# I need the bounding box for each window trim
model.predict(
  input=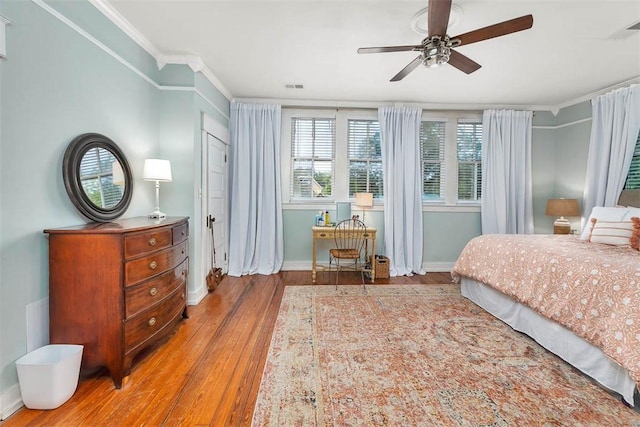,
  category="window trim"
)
[421,111,482,206]
[624,130,640,190]
[346,117,383,198]
[281,108,482,208]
